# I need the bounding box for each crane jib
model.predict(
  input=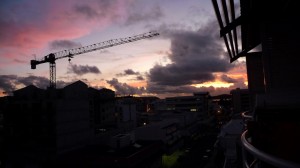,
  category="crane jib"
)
[29,31,159,88]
